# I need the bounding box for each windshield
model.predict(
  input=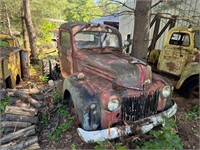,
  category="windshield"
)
[75,31,120,49]
[194,31,200,49]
